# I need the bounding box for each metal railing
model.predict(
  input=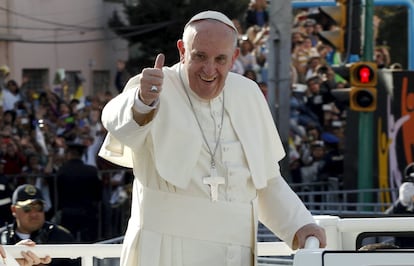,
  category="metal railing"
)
[290,179,399,215]
[7,171,399,240]
[2,242,295,266]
